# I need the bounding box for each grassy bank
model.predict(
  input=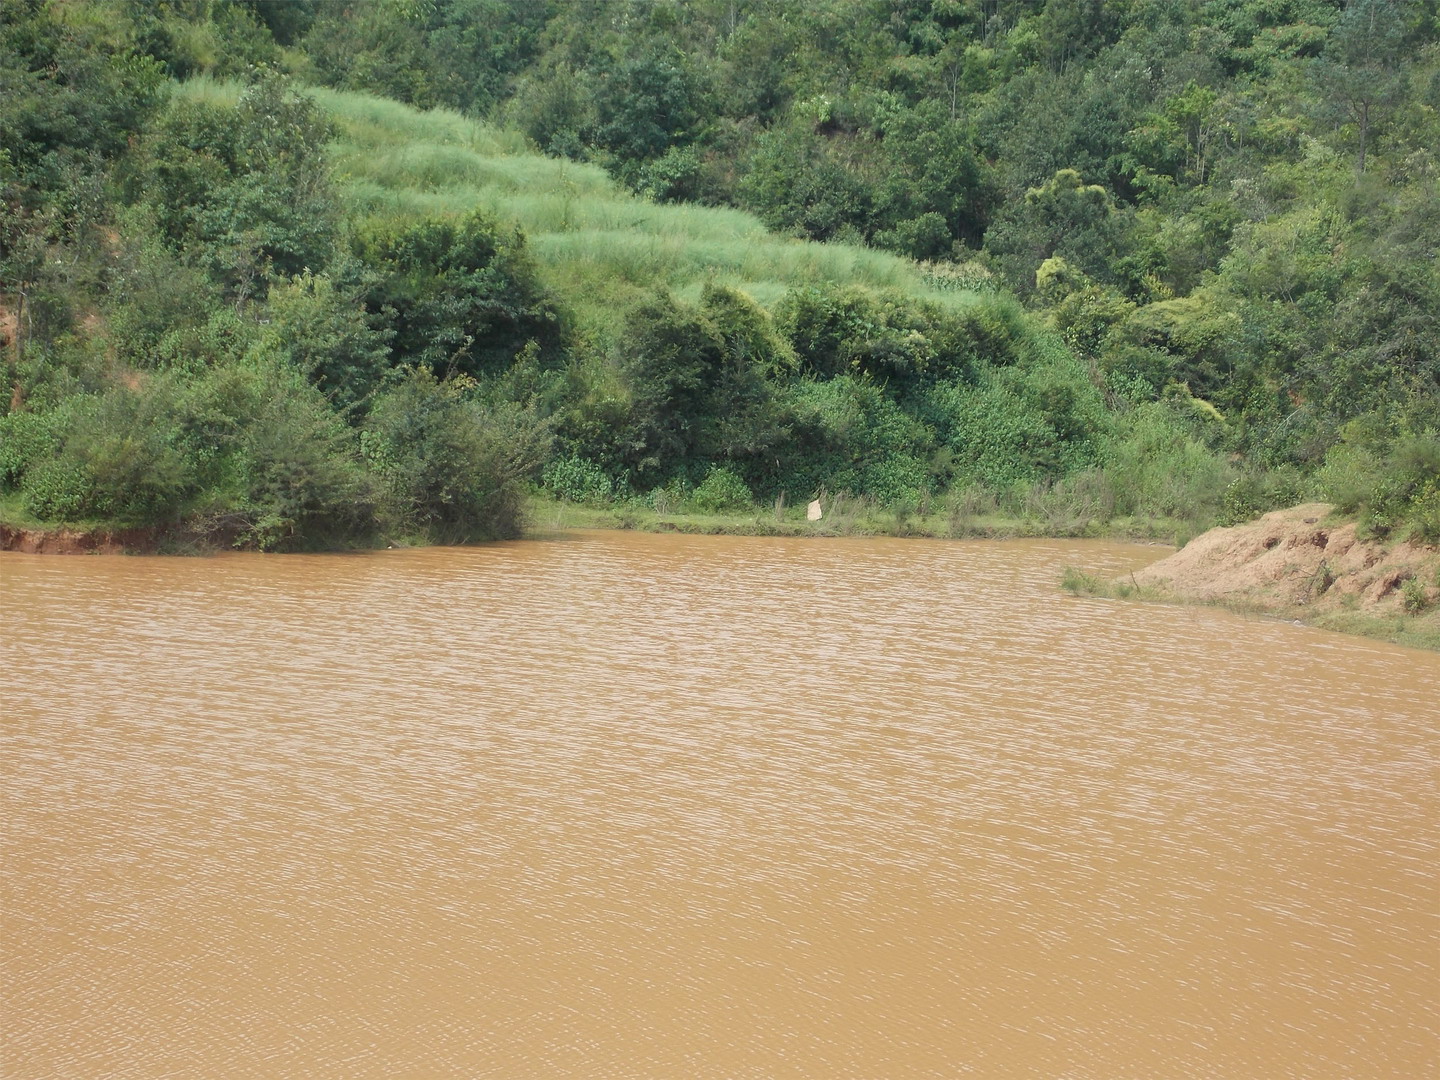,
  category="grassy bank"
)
[526,494,1191,544]
[2,488,1186,551]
